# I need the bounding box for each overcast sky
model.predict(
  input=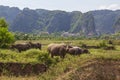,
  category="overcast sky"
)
[0,0,120,12]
